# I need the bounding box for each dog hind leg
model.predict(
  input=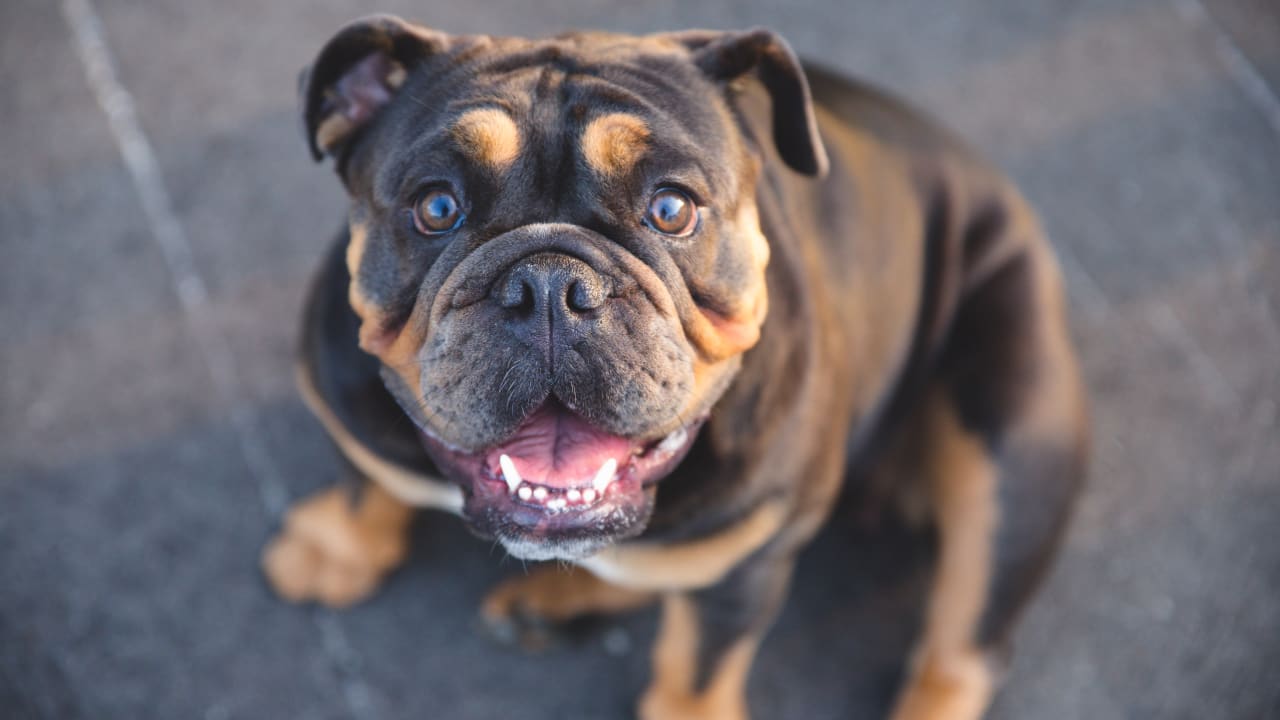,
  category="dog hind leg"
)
[891,233,1086,719]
